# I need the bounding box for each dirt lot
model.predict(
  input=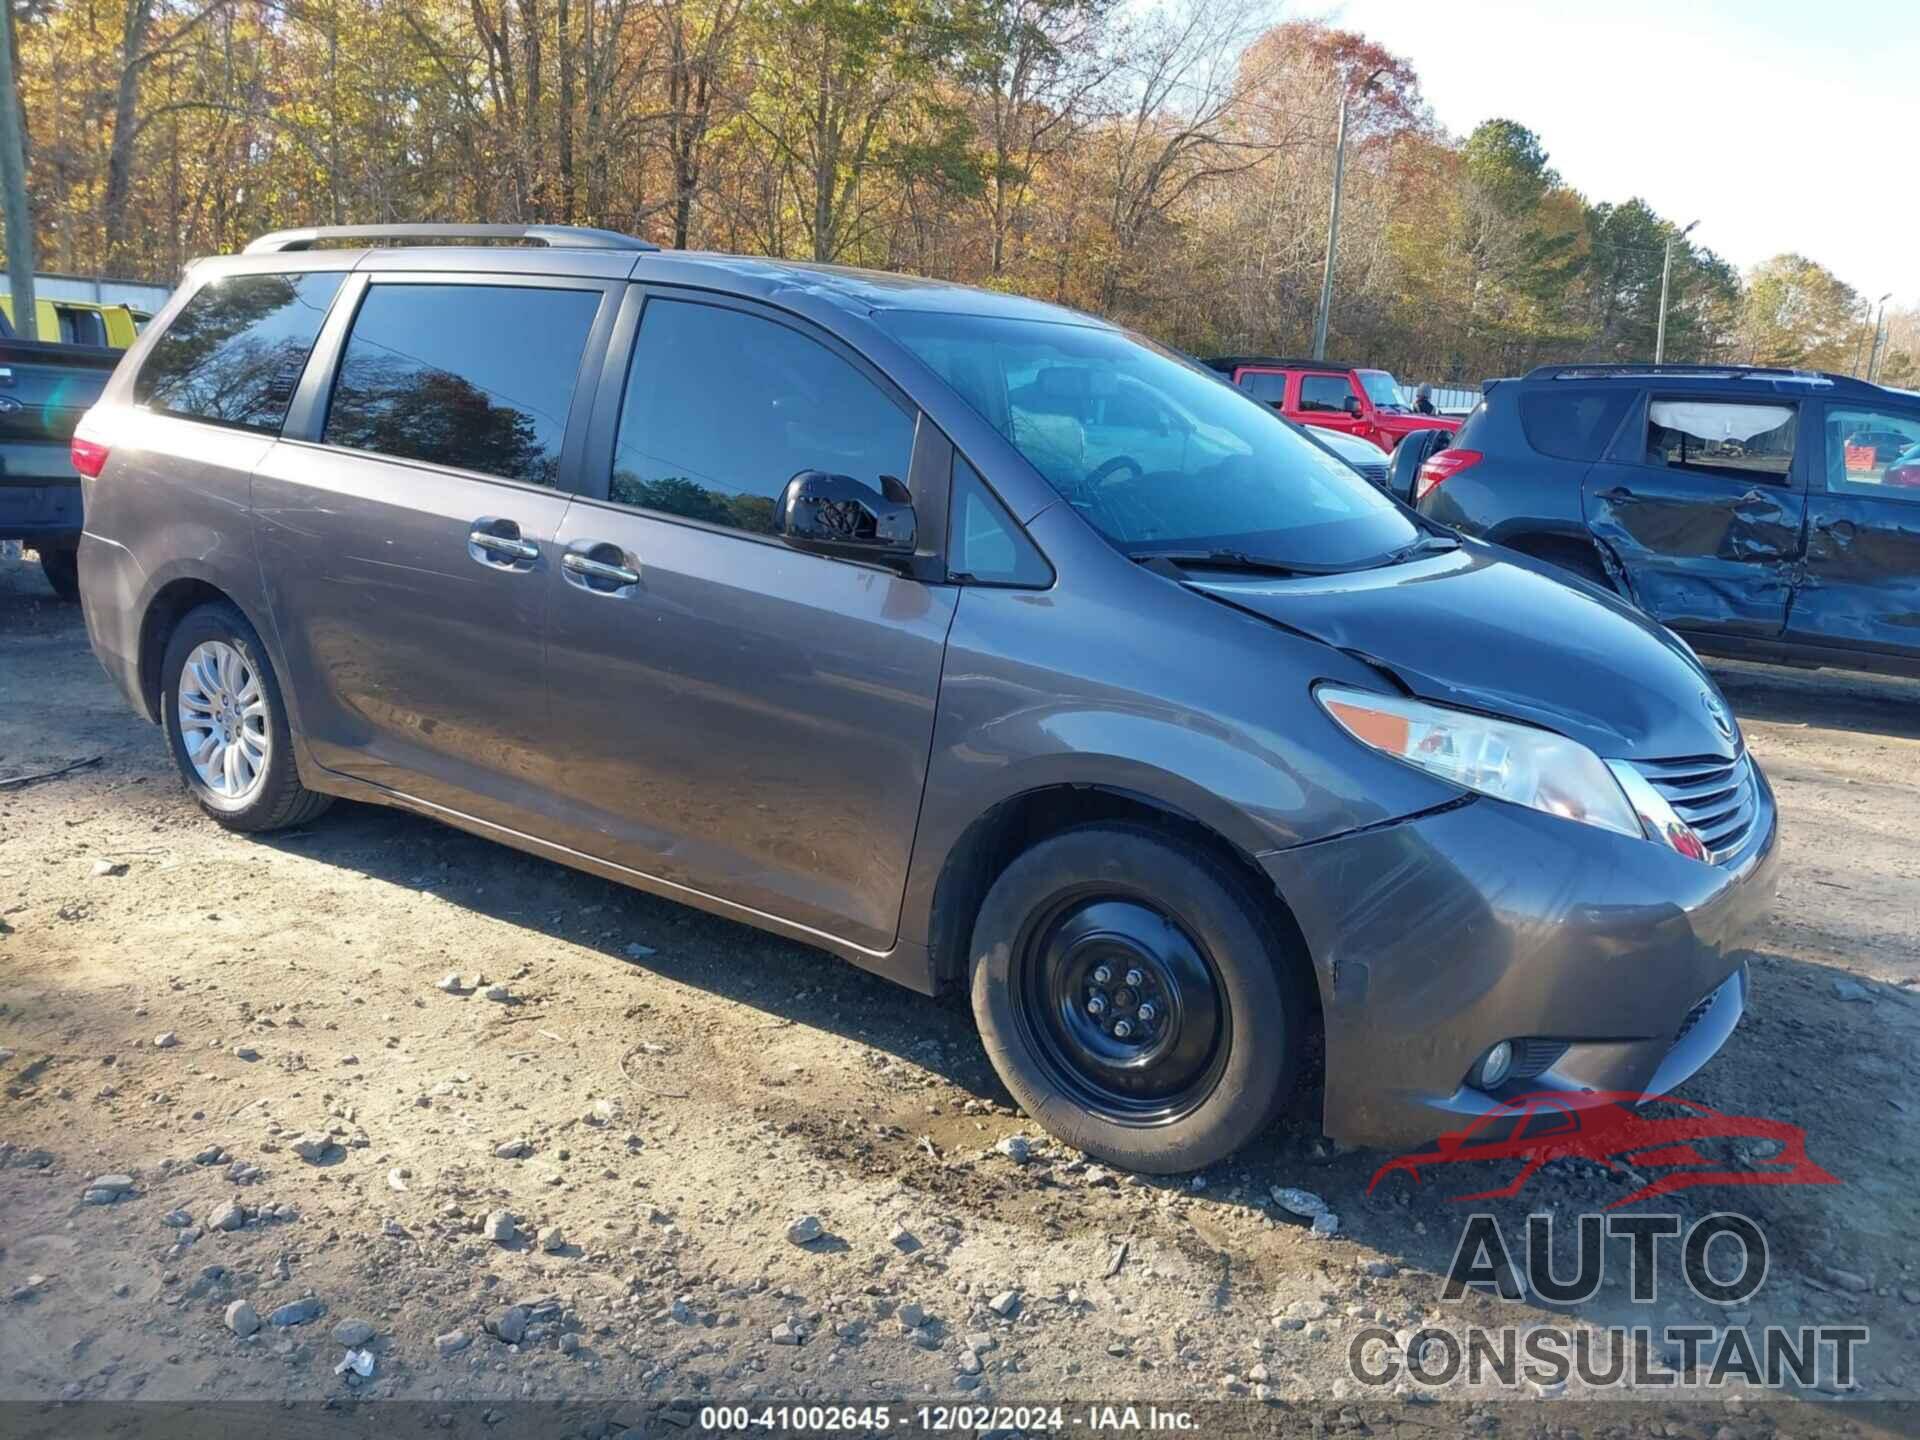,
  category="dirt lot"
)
[1,551,1917,1438]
